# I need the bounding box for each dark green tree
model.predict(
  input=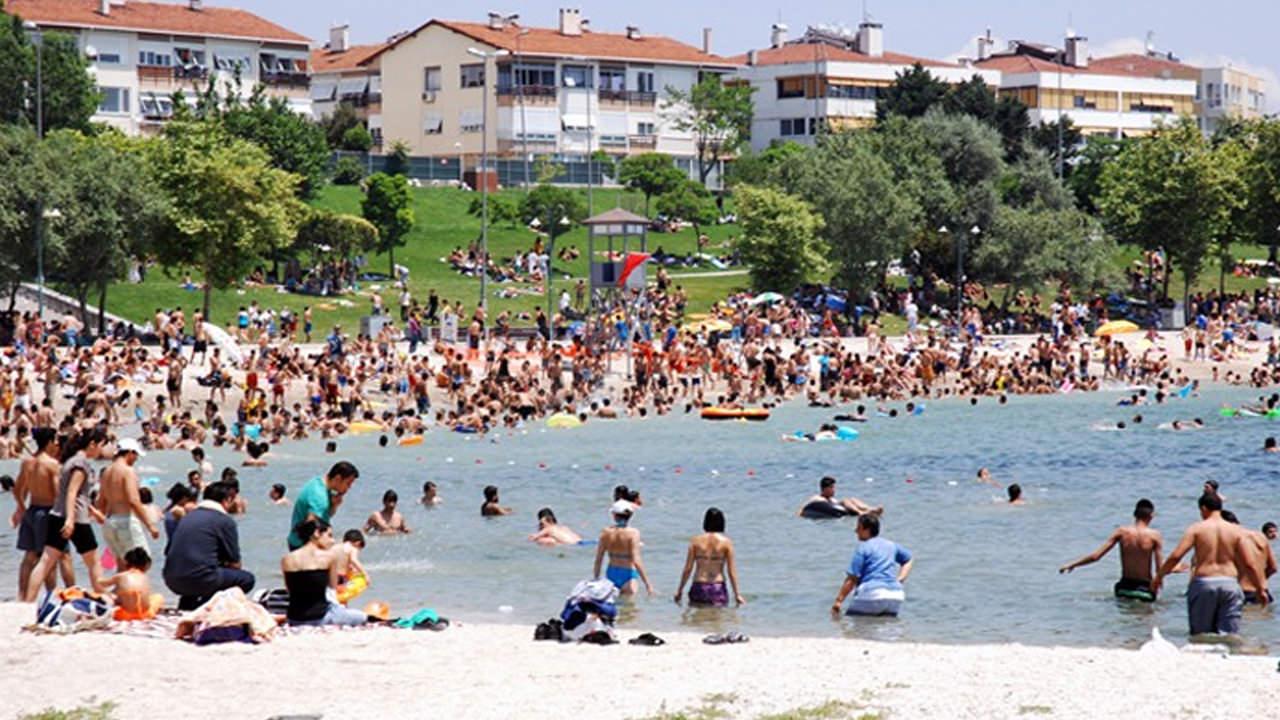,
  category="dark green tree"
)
[295,208,378,258]
[319,101,363,148]
[616,152,685,217]
[0,8,33,126]
[332,156,366,185]
[217,88,330,198]
[30,31,98,133]
[655,179,718,243]
[361,172,414,276]
[876,63,948,121]
[942,75,997,121]
[662,75,754,186]
[725,141,806,188]
[1070,135,1126,214]
[341,124,373,152]
[992,95,1030,161]
[384,140,411,176]
[519,184,586,244]
[1029,118,1084,177]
